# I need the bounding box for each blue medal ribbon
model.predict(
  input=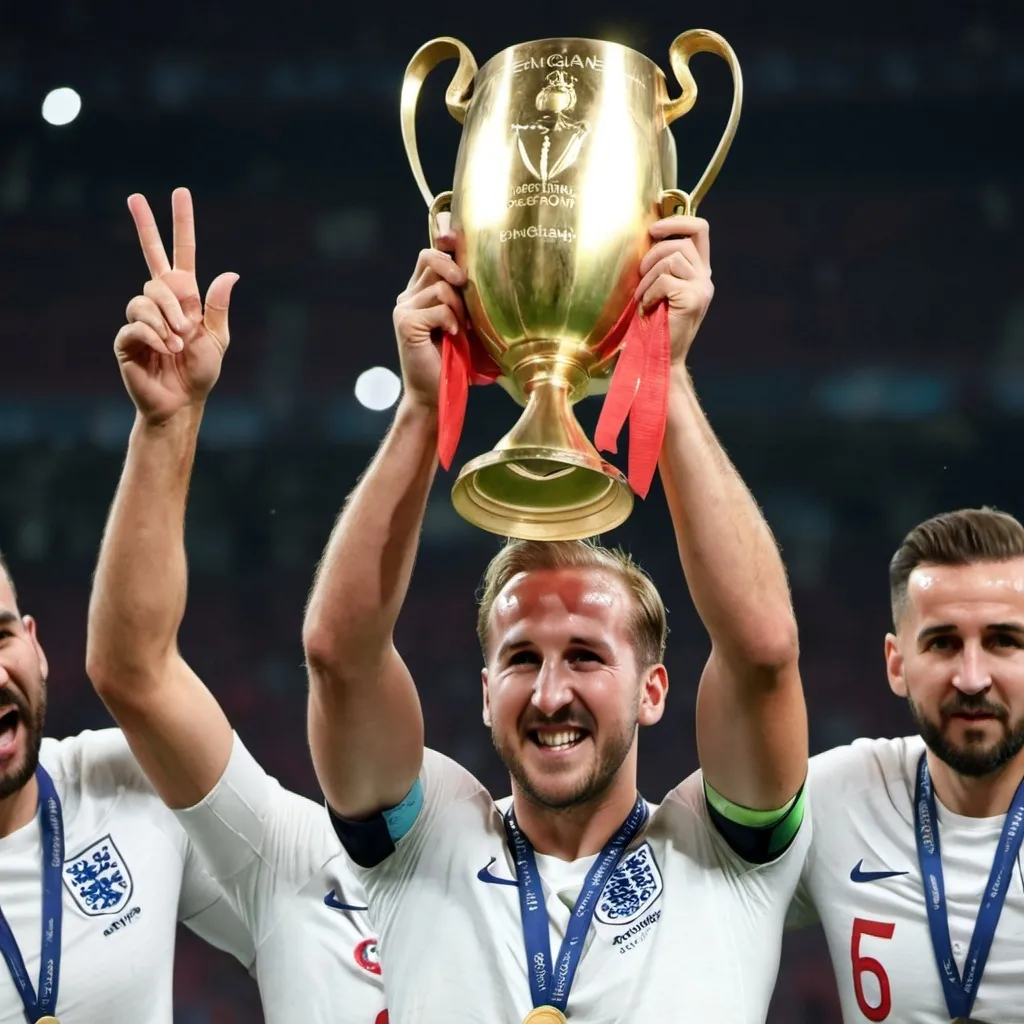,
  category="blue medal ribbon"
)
[0,765,65,1023]
[914,752,1024,1020]
[504,794,649,1013]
